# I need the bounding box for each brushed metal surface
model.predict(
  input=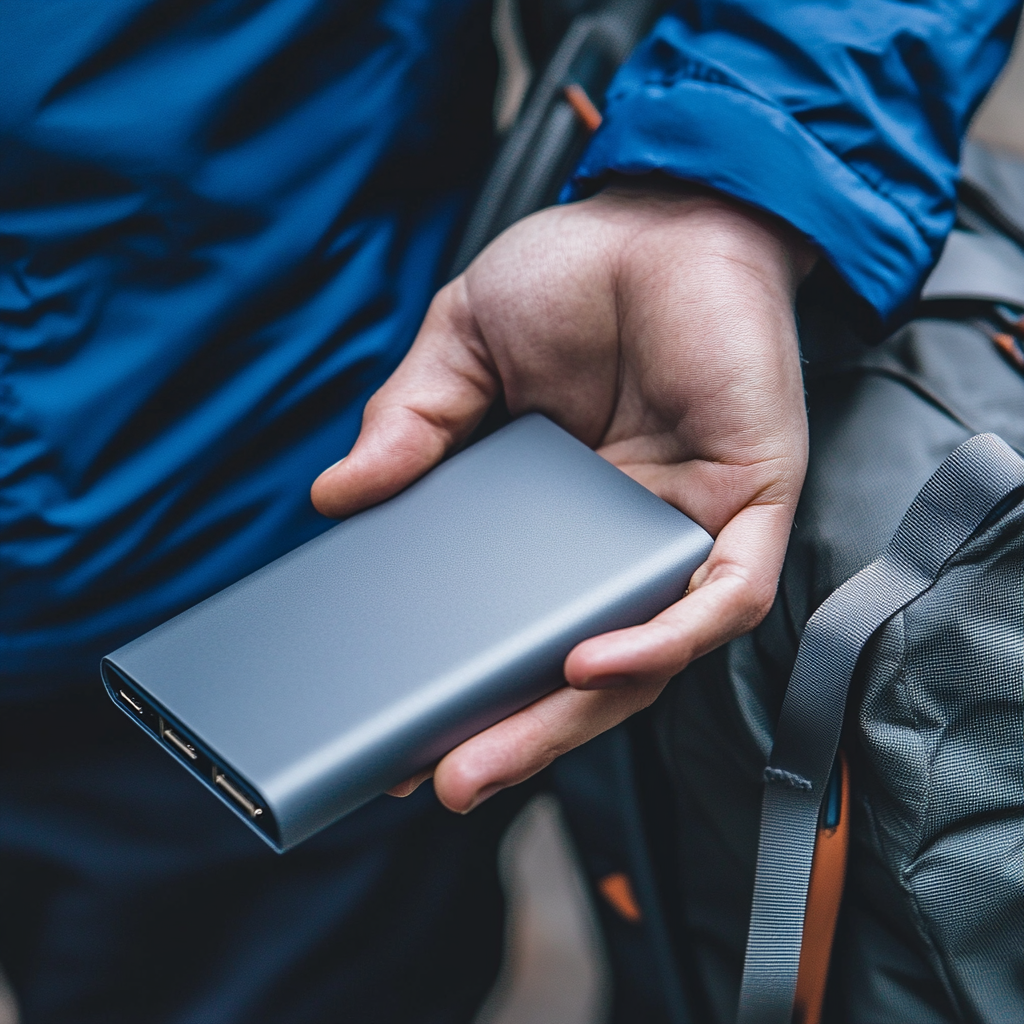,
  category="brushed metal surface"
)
[103,415,712,850]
